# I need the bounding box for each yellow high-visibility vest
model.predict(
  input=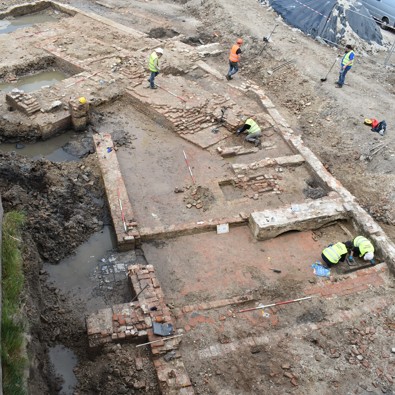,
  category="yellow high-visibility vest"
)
[353,236,374,257]
[341,50,354,67]
[149,52,159,72]
[323,242,347,264]
[245,118,261,134]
